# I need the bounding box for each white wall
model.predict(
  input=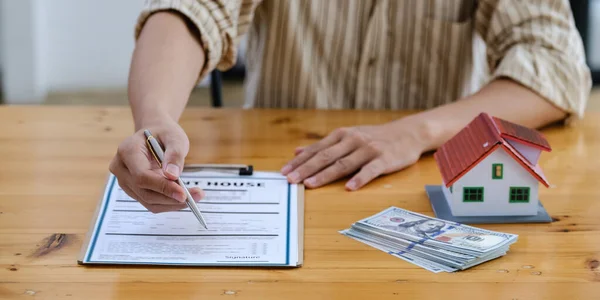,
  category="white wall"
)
[1,0,48,103]
[43,0,144,92]
[589,0,600,69]
[0,2,3,68]
[448,147,539,217]
[1,0,224,104]
[1,0,146,103]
